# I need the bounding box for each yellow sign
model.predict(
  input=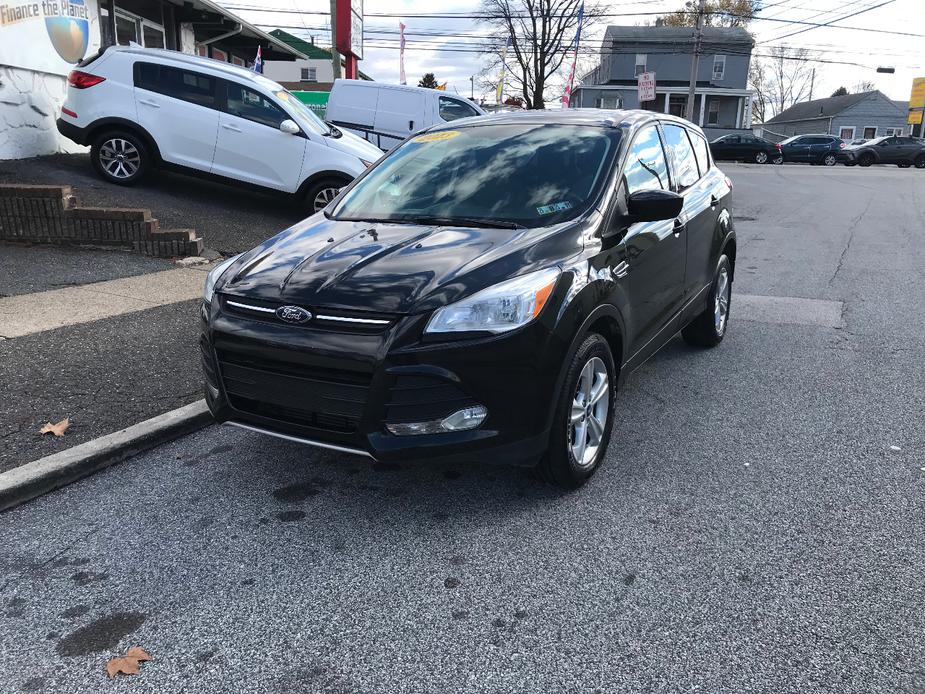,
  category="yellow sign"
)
[413,131,461,142]
[909,110,924,125]
[910,77,925,108]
